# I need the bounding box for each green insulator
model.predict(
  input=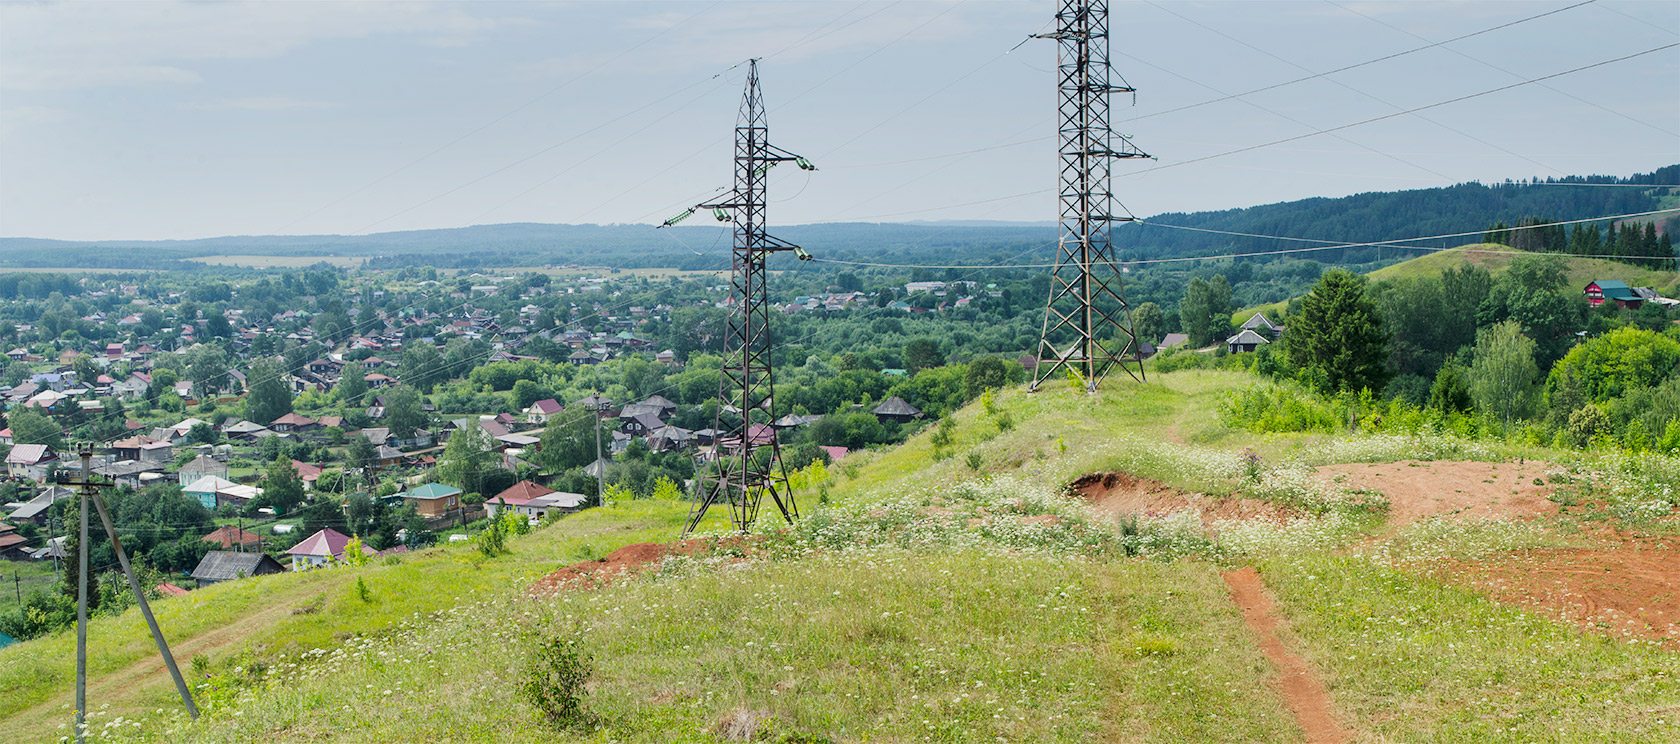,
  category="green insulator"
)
[795,157,816,171]
[662,208,695,227]
[713,208,730,222]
